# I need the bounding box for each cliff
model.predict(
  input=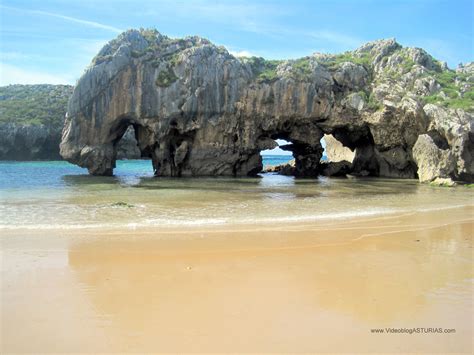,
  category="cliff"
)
[0,84,140,160]
[60,29,473,182]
